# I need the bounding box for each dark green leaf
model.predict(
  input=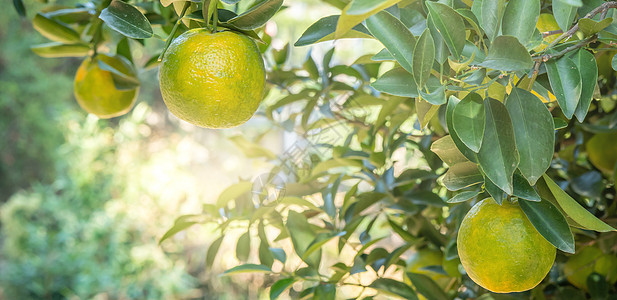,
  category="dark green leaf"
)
[413,29,435,87]
[541,175,616,232]
[484,176,506,204]
[227,0,283,30]
[30,42,90,58]
[425,2,466,60]
[478,98,519,194]
[13,0,26,17]
[573,50,598,122]
[513,171,541,201]
[405,191,446,207]
[366,11,416,73]
[369,278,418,300]
[223,263,272,275]
[270,278,295,300]
[480,0,506,42]
[370,68,418,97]
[313,282,336,300]
[546,56,582,119]
[446,95,478,162]
[505,88,554,185]
[96,59,140,90]
[553,0,577,32]
[519,198,575,253]
[99,0,153,39]
[269,247,286,263]
[479,35,534,71]
[407,273,449,300]
[501,0,540,45]
[419,77,446,105]
[453,92,485,152]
